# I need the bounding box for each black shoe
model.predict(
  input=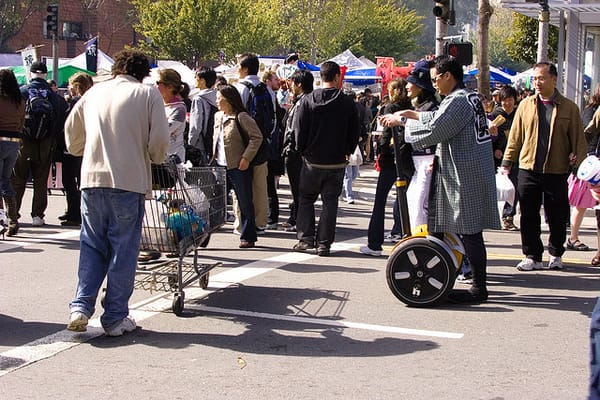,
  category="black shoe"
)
[293,241,315,252]
[446,289,488,304]
[61,220,81,227]
[58,213,69,221]
[317,247,330,257]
